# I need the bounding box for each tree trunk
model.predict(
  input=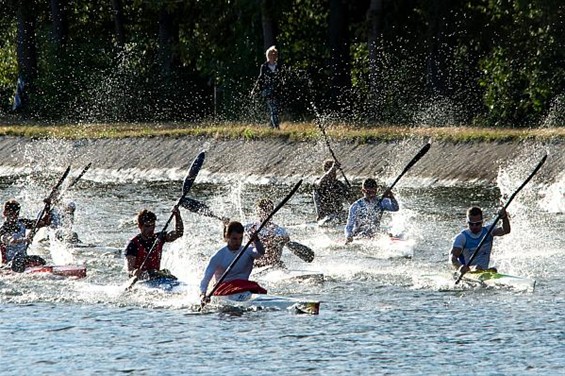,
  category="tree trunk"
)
[158,6,179,76]
[367,1,383,86]
[260,0,277,50]
[328,0,351,113]
[426,0,450,97]
[49,0,68,47]
[16,0,38,108]
[111,0,126,47]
